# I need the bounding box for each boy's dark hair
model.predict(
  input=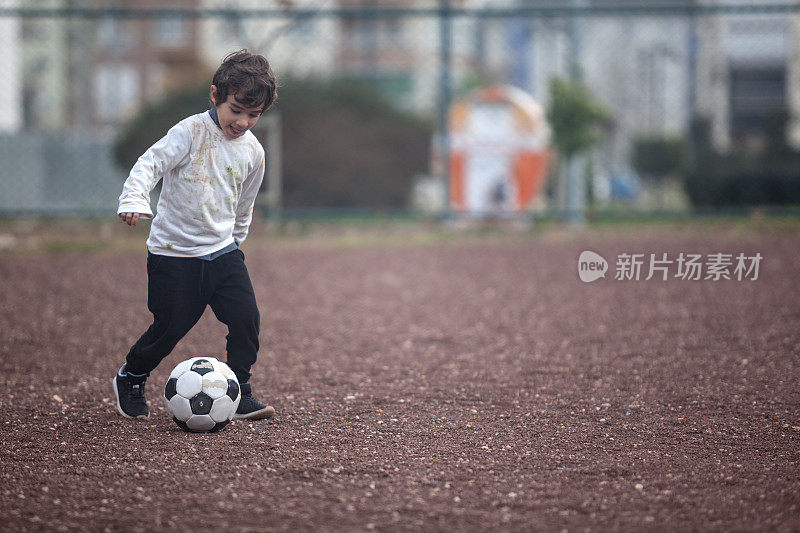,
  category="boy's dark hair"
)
[211,50,277,113]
